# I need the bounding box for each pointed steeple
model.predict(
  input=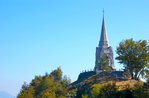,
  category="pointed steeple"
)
[95,12,115,71]
[99,13,109,47]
